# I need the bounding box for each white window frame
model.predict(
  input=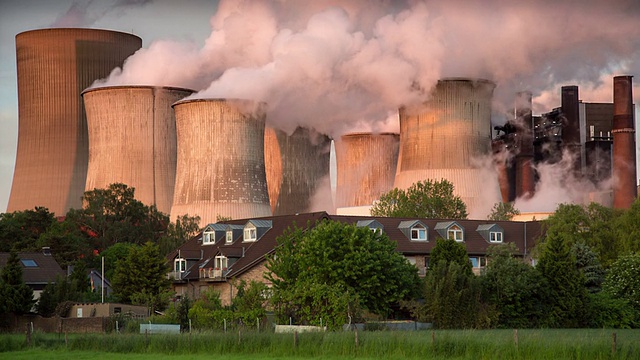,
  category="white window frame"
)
[448,225,463,242]
[174,258,186,272]
[226,230,233,244]
[489,231,503,243]
[244,226,257,242]
[469,257,487,268]
[410,224,427,241]
[214,256,228,270]
[203,230,215,245]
